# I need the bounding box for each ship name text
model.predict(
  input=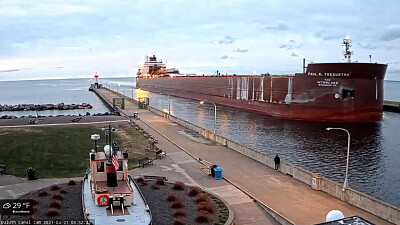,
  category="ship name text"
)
[308,72,350,77]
